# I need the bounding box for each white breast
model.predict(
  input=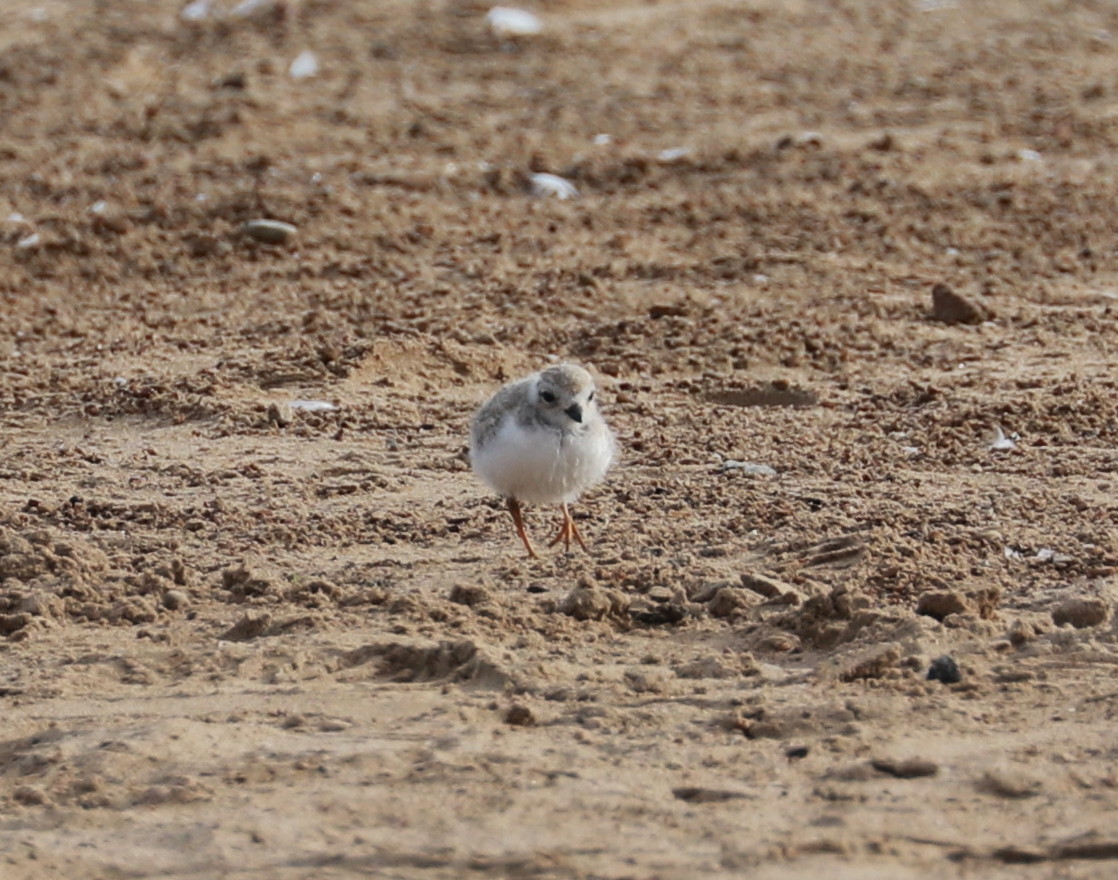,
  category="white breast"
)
[471,415,614,505]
